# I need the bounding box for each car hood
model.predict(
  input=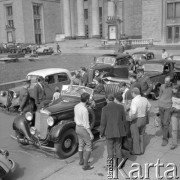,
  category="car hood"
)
[144,71,162,77]
[46,96,80,114]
